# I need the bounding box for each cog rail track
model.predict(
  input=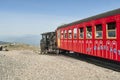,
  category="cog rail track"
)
[61,52,120,72]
